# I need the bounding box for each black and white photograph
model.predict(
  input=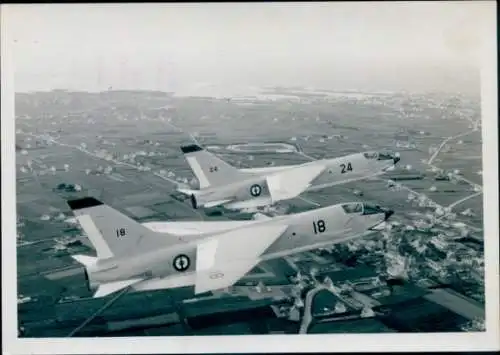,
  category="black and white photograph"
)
[2,2,499,354]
